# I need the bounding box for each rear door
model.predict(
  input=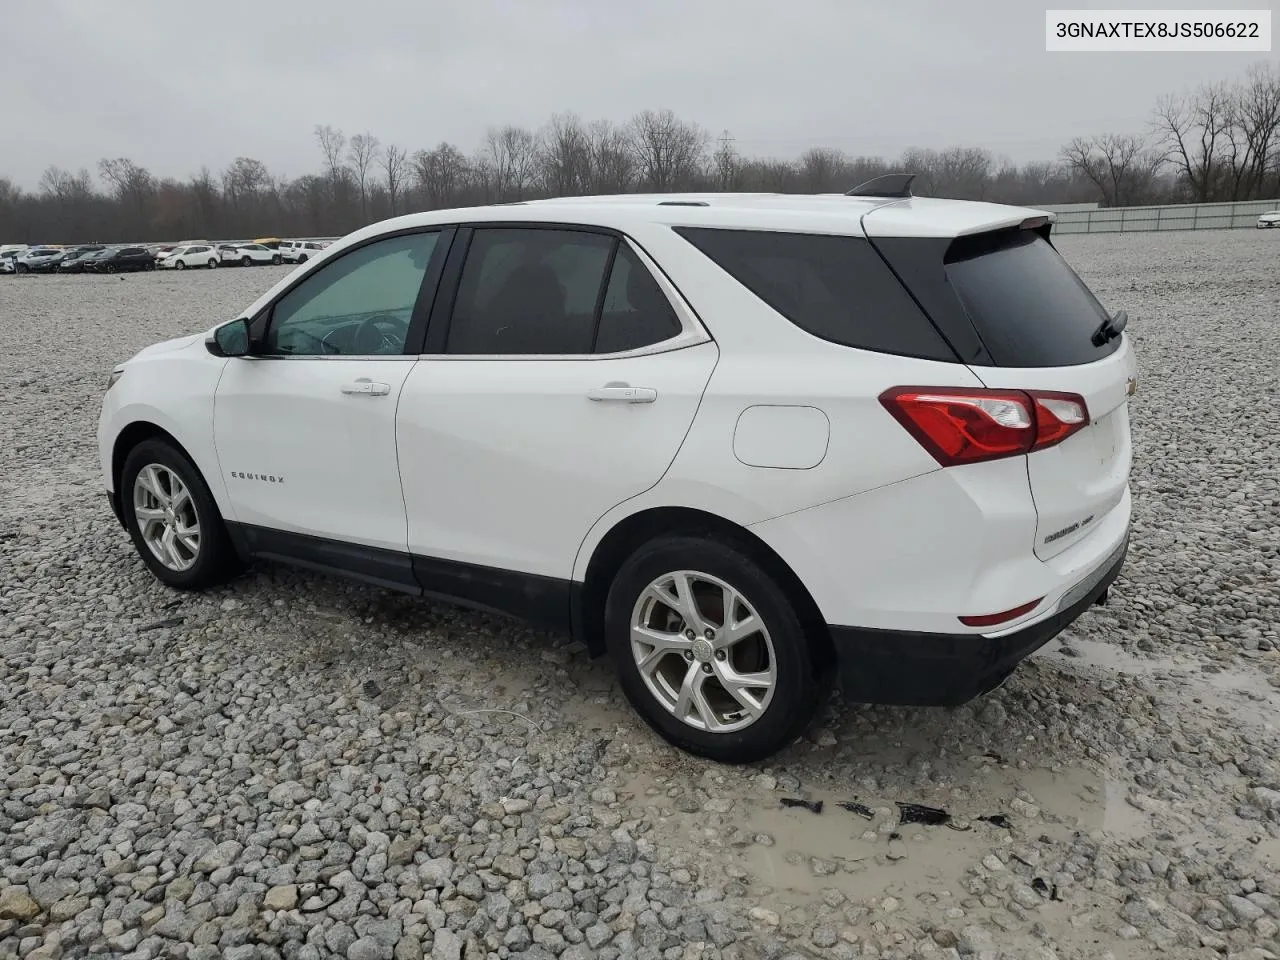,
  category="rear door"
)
[937,229,1136,560]
[397,225,717,587]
